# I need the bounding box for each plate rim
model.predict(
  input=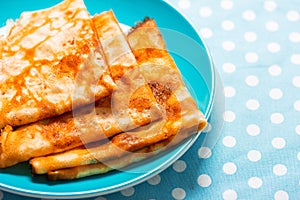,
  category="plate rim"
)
[0,0,216,198]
